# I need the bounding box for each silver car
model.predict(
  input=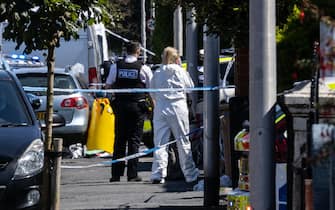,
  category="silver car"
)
[14,66,94,146]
